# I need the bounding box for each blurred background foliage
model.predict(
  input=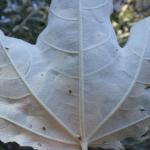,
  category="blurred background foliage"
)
[113,0,150,46]
[0,0,150,46]
[0,0,51,43]
[0,0,150,150]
